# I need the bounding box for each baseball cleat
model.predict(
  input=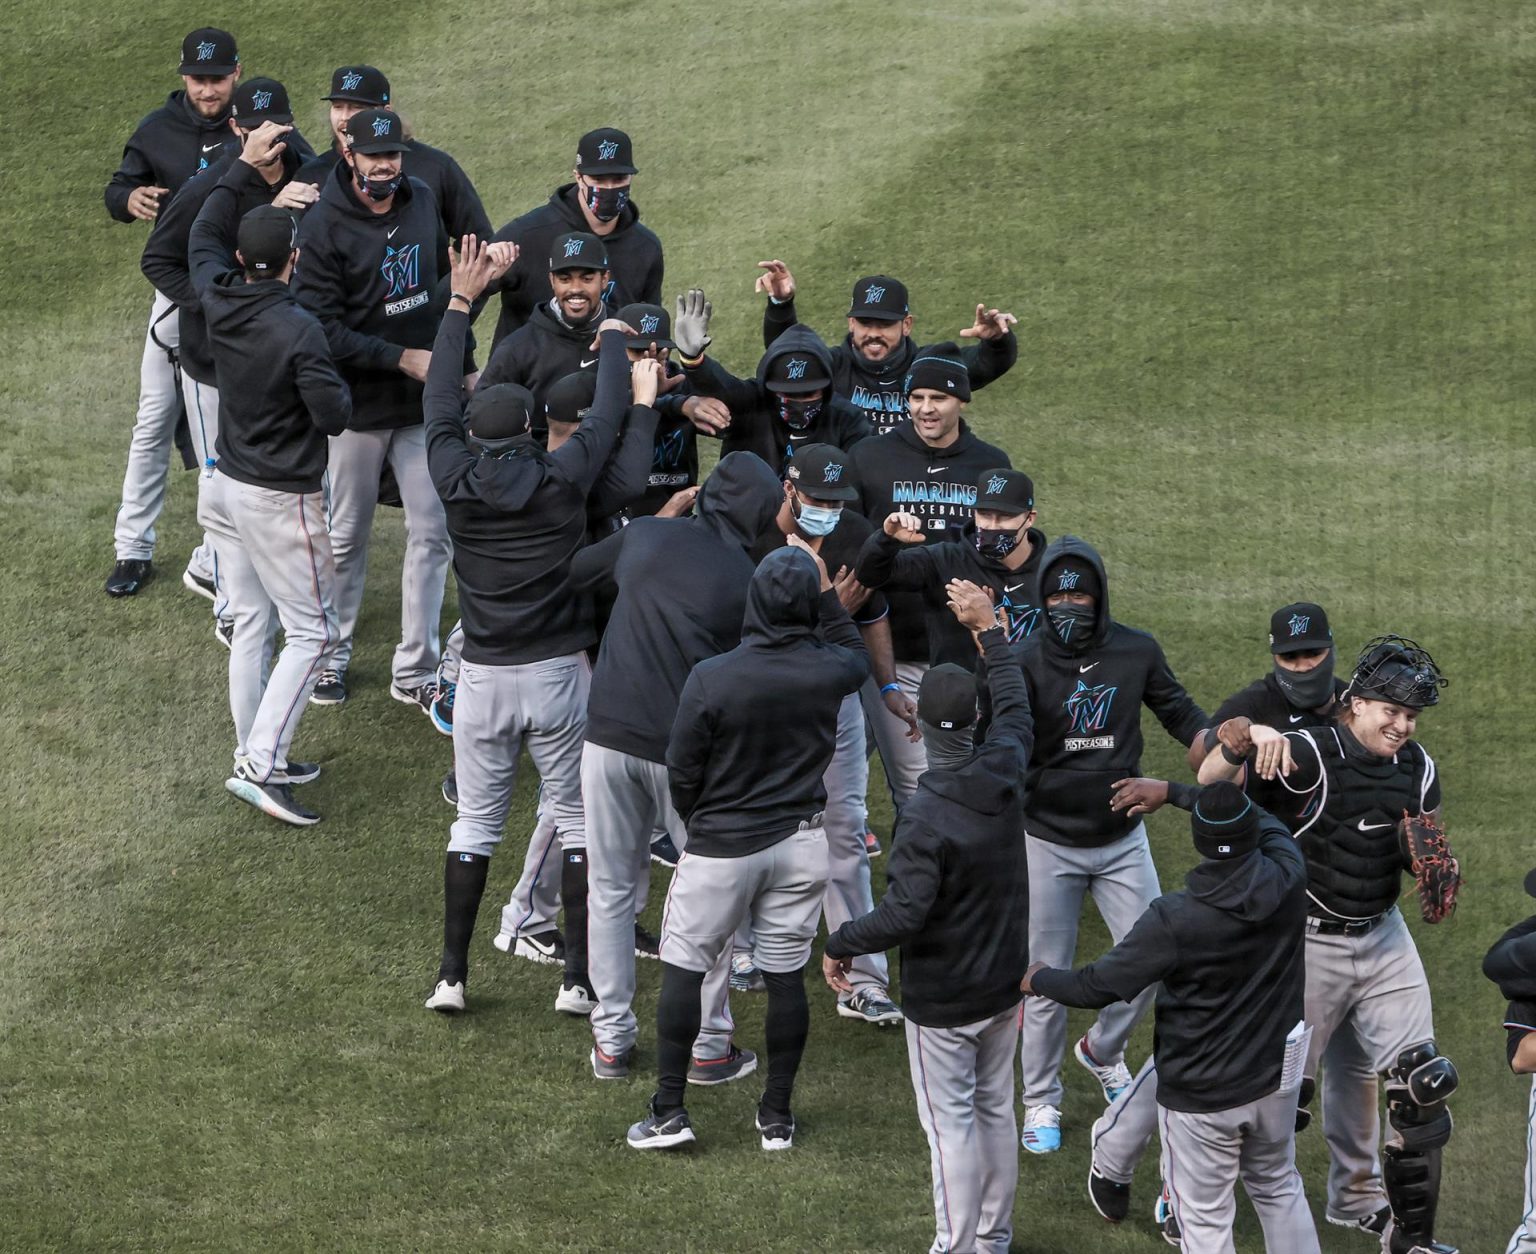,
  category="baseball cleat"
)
[626,1100,695,1151]
[502,929,564,965]
[729,953,765,993]
[1326,1205,1391,1236]
[649,833,680,867]
[214,619,233,649]
[1075,1035,1134,1104]
[391,680,438,717]
[687,1044,757,1087]
[591,1045,634,1081]
[225,764,320,826]
[755,1109,795,1151]
[1088,1162,1130,1223]
[429,679,455,736]
[836,987,904,1026]
[1156,1185,1182,1246]
[1021,1104,1062,1154]
[272,760,321,785]
[634,923,661,961]
[309,668,347,706]
[441,772,457,807]
[555,981,596,1016]
[182,568,217,602]
[425,980,465,1013]
[863,829,882,858]
[105,559,153,597]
